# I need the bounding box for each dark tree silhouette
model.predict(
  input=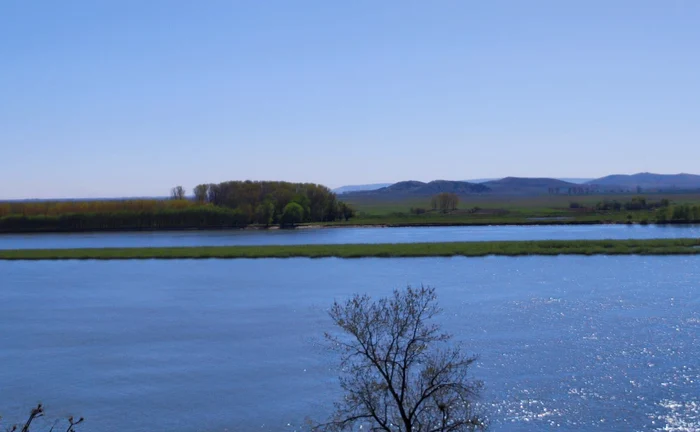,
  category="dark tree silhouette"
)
[315,286,485,432]
[0,404,83,432]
